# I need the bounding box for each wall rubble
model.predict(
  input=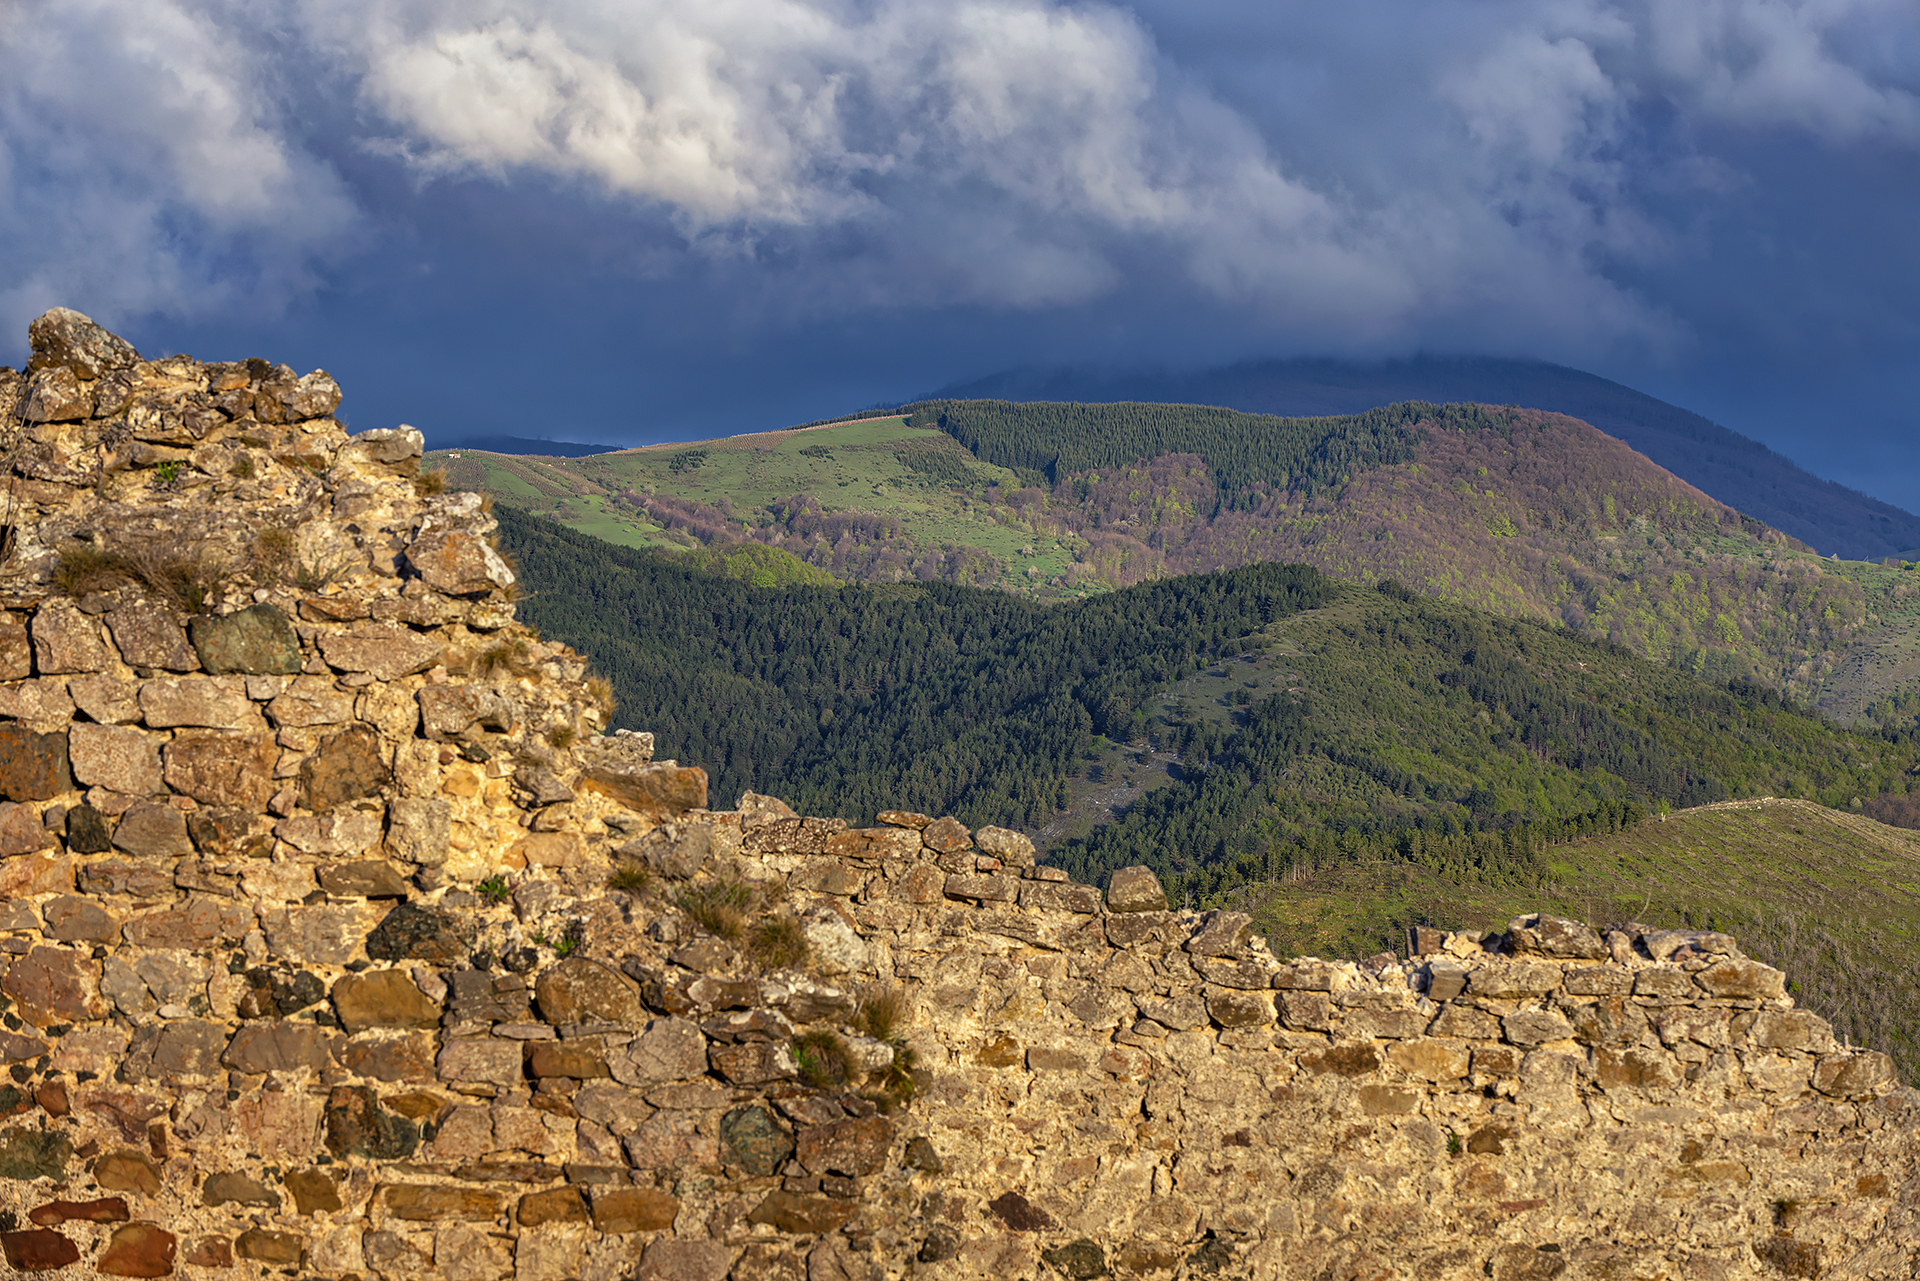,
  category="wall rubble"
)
[0,310,1909,1280]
